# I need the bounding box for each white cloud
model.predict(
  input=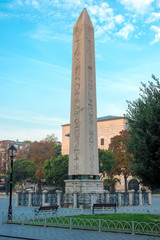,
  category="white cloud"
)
[96,53,105,61]
[156,0,160,7]
[95,24,114,38]
[150,25,160,44]
[0,111,67,127]
[16,0,23,5]
[146,12,160,23]
[31,25,72,42]
[115,14,124,24]
[88,2,114,23]
[116,23,135,39]
[0,12,9,18]
[119,0,154,14]
[32,0,40,9]
[135,31,145,39]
